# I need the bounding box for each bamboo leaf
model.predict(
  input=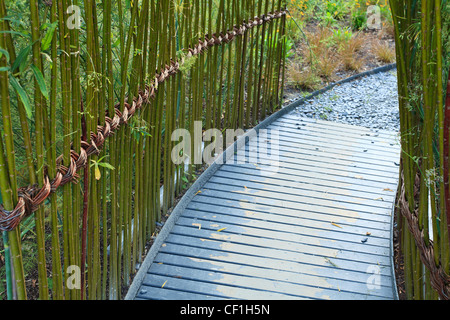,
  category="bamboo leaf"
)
[11,45,31,74]
[97,162,115,170]
[0,16,27,28]
[41,22,58,51]
[0,30,28,38]
[9,75,32,119]
[30,64,49,100]
[0,48,10,62]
